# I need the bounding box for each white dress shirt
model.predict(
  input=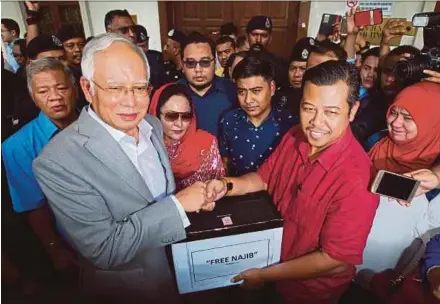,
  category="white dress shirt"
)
[88,107,190,227]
